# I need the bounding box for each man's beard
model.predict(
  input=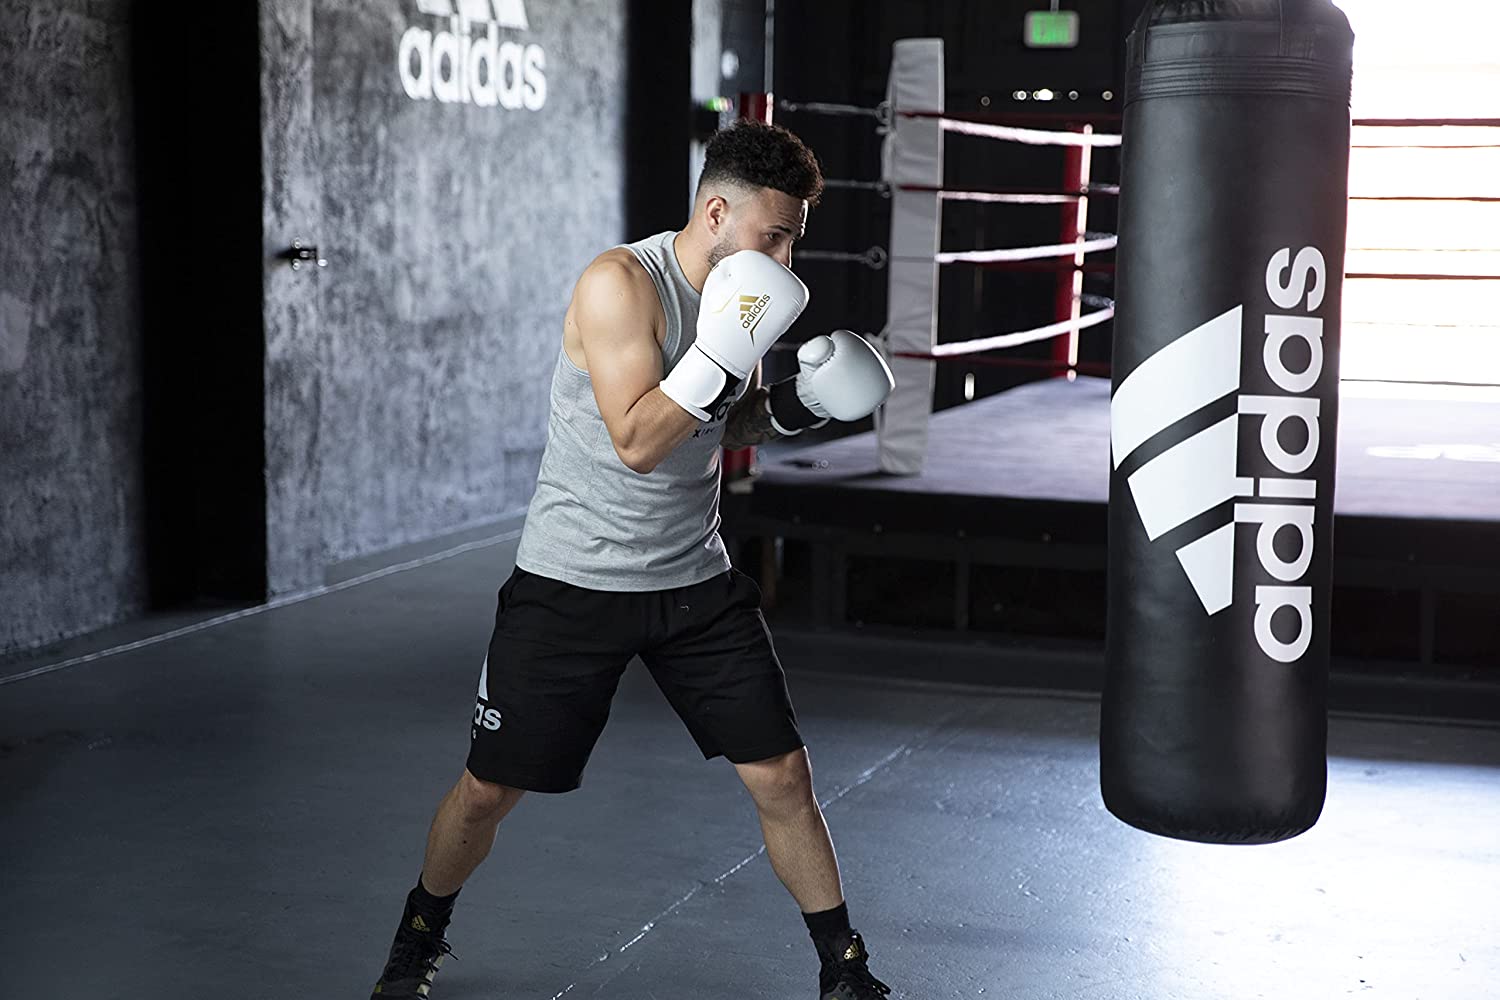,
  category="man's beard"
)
[705,228,738,271]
